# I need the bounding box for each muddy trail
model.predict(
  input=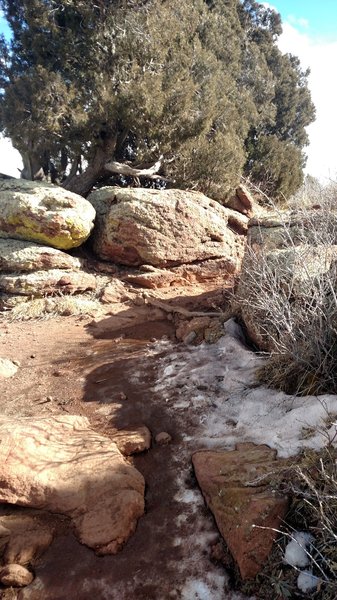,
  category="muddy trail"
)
[0,291,245,600]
